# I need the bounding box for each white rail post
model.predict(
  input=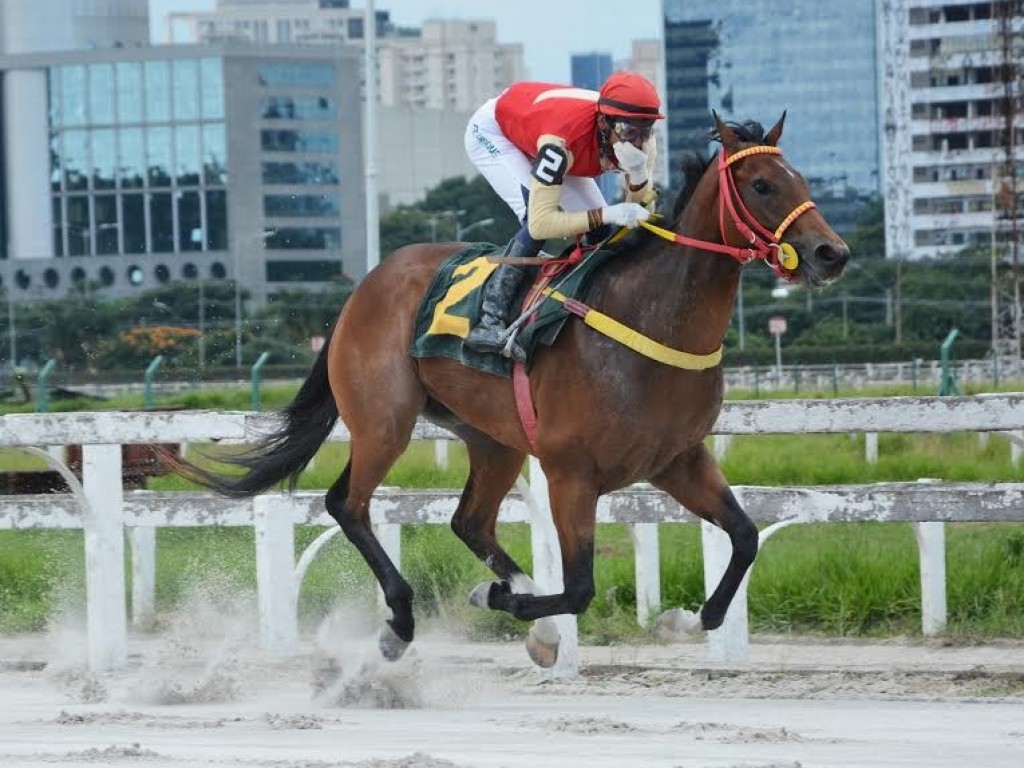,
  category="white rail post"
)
[81,444,128,672]
[253,495,299,654]
[434,440,449,470]
[700,519,750,663]
[1011,430,1022,468]
[915,521,947,636]
[127,525,157,629]
[527,457,579,676]
[712,434,732,462]
[630,523,661,627]
[372,520,402,612]
[865,432,879,464]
